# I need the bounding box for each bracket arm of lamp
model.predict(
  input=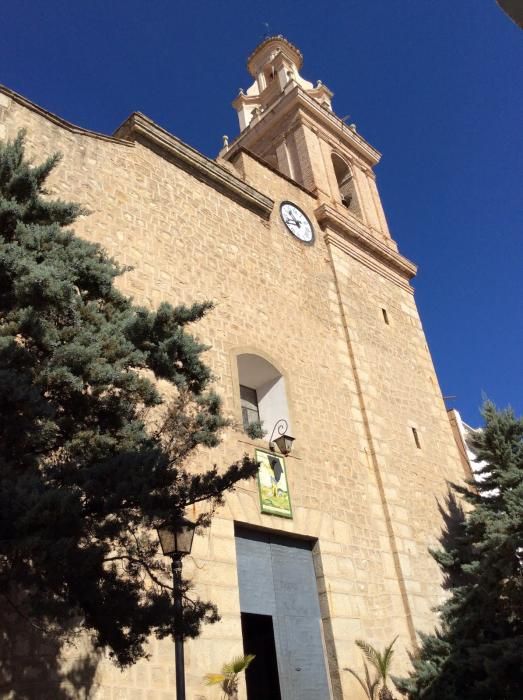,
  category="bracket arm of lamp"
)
[269,418,295,456]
